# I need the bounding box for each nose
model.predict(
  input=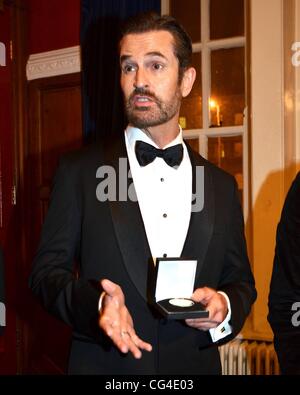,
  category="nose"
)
[133,68,149,90]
